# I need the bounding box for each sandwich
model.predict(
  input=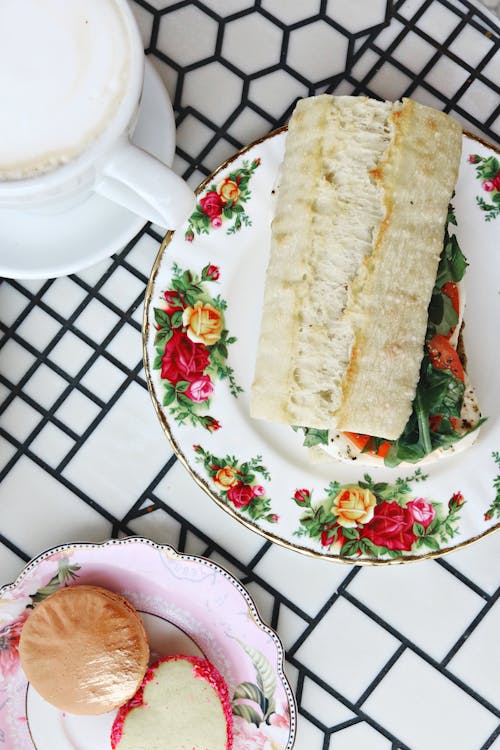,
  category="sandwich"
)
[250,95,482,467]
